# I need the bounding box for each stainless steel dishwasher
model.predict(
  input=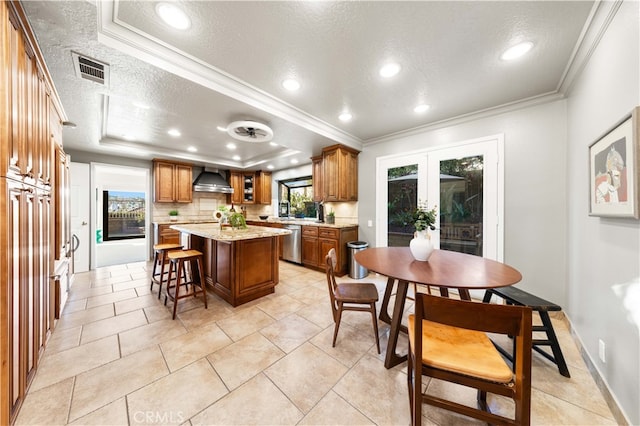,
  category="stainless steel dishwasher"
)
[282,224,302,264]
